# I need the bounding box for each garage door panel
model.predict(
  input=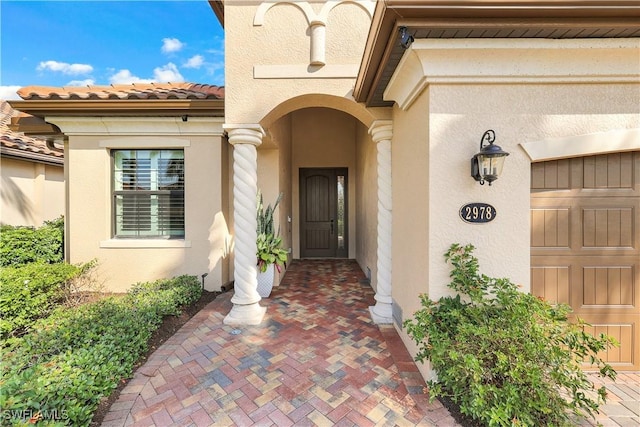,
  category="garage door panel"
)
[532,200,638,255]
[583,152,636,190]
[582,206,635,249]
[531,151,639,371]
[531,208,570,248]
[531,265,570,305]
[565,256,636,314]
[582,265,636,309]
[577,315,638,368]
[531,158,571,190]
[532,152,639,198]
[532,256,638,311]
